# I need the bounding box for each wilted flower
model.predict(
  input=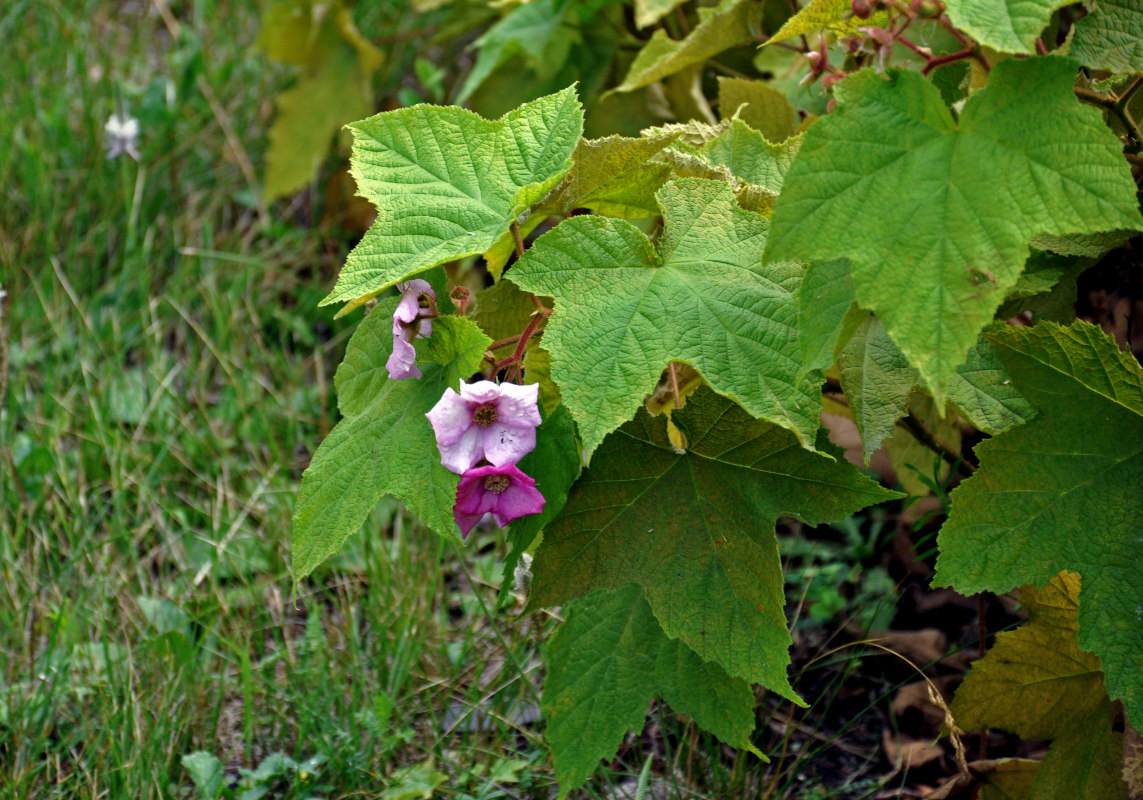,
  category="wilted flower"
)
[104,112,140,160]
[453,464,545,538]
[426,380,541,473]
[386,279,436,380]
